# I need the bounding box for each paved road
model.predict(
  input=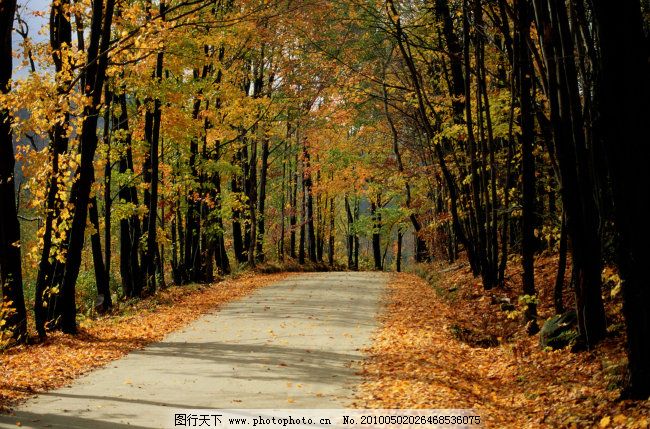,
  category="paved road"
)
[0,272,387,429]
